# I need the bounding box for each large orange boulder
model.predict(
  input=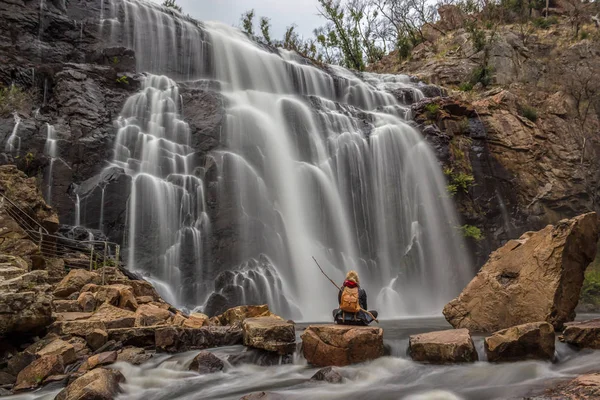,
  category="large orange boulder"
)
[444,213,600,332]
[484,322,555,362]
[301,325,383,367]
